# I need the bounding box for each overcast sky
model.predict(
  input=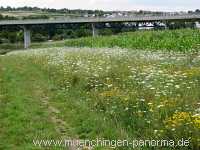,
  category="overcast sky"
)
[0,0,199,12]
